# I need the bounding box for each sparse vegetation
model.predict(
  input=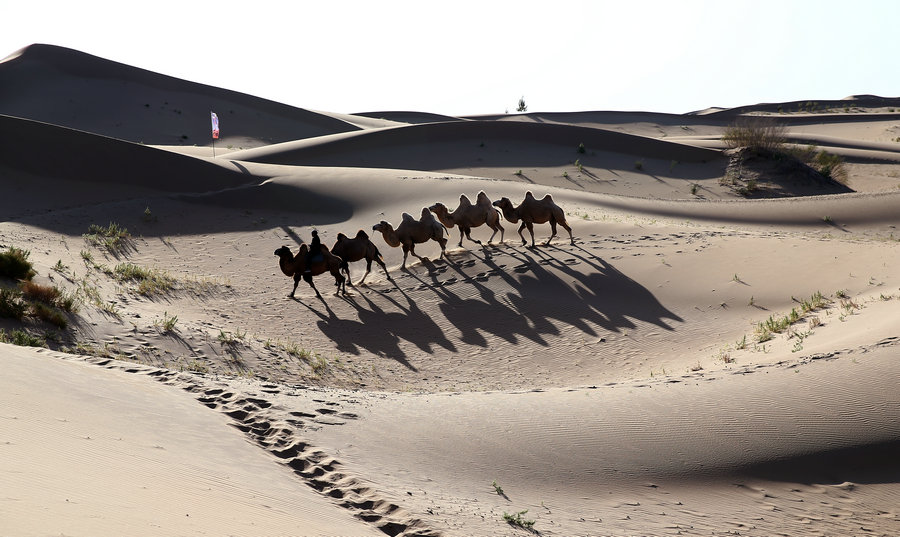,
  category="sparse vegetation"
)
[113,263,176,296]
[218,329,245,346]
[492,480,505,496]
[812,150,847,184]
[752,291,831,343]
[503,509,535,531]
[722,118,786,154]
[155,311,178,333]
[83,222,131,251]
[0,328,45,347]
[577,142,586,154]
[0,247,36,281]
[142,206,157,223]
[0,287,27,319]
